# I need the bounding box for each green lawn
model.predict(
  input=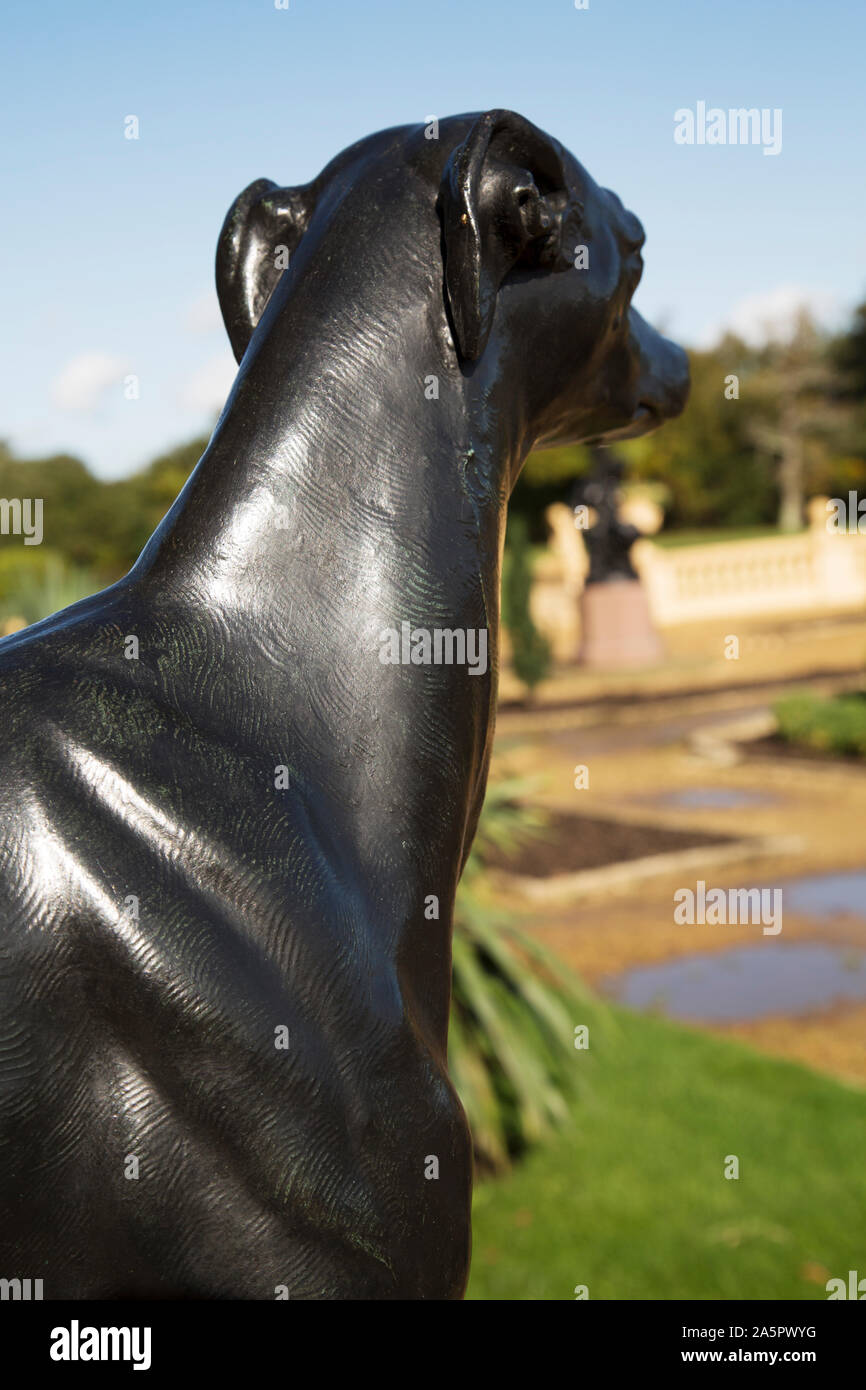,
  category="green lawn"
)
[467,1006,866,1300]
